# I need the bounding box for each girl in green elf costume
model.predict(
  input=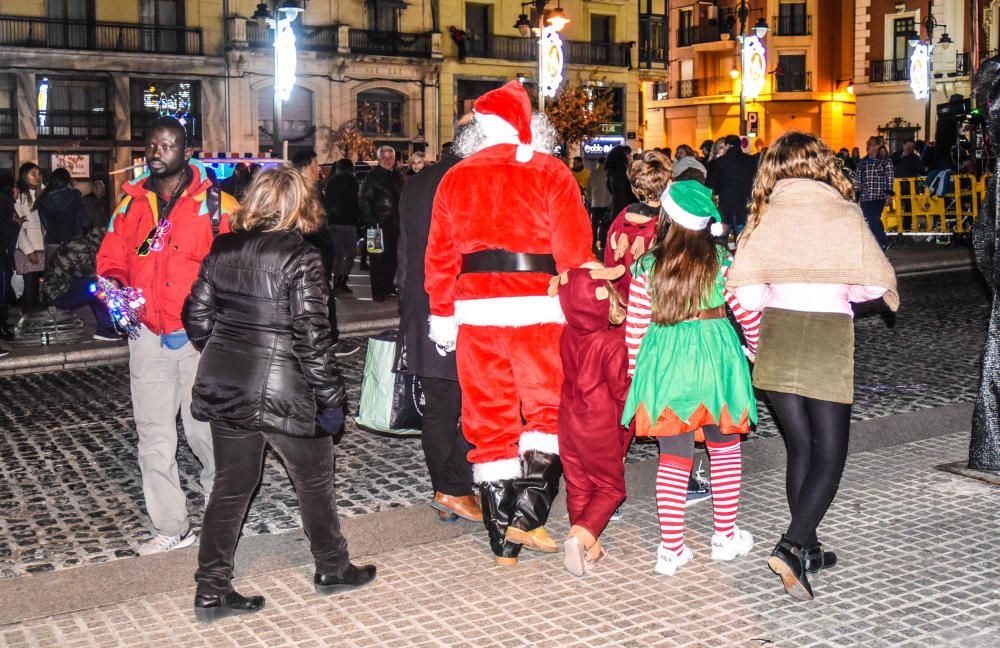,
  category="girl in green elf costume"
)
[622,180,761,576]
